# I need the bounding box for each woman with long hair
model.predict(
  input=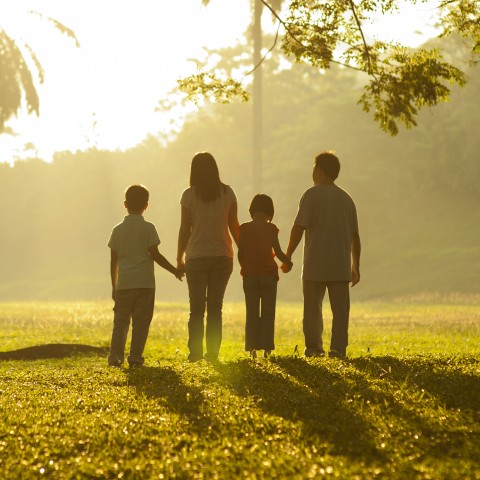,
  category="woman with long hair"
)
[177,152,239,362]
